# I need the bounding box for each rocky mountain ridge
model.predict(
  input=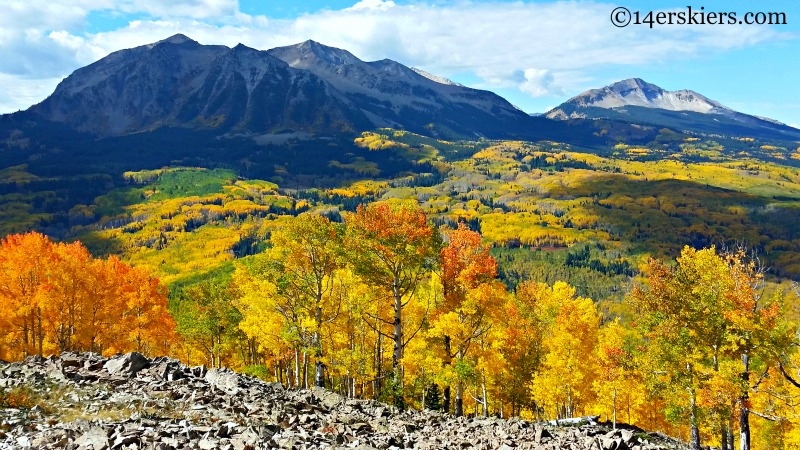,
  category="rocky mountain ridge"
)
[26,35,537,139]
[30,35,370,136]
[0,352,685,449]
